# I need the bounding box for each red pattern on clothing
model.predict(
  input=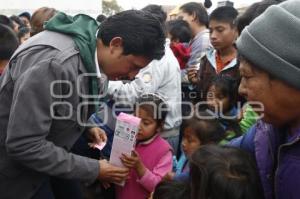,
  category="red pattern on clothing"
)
[170,43,191,69]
